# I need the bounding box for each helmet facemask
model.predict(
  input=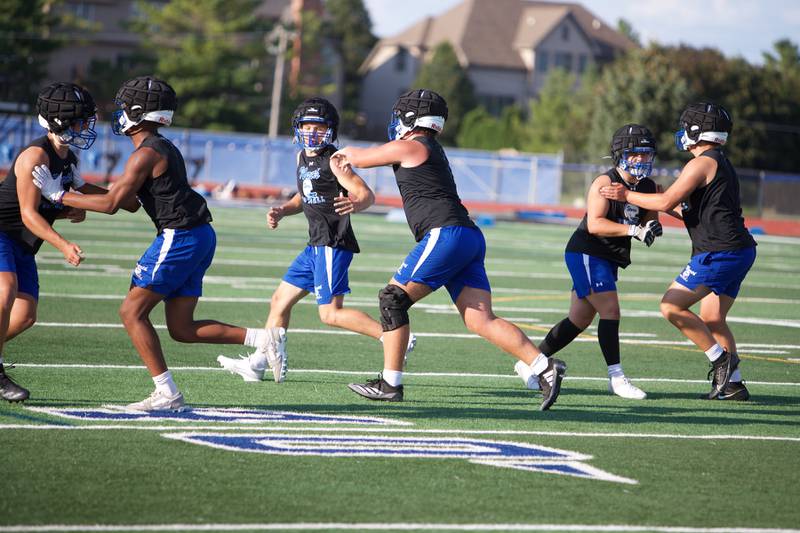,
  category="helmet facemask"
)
[39,114,98,150]
[294,117,334,150]
[618,147,656,180]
